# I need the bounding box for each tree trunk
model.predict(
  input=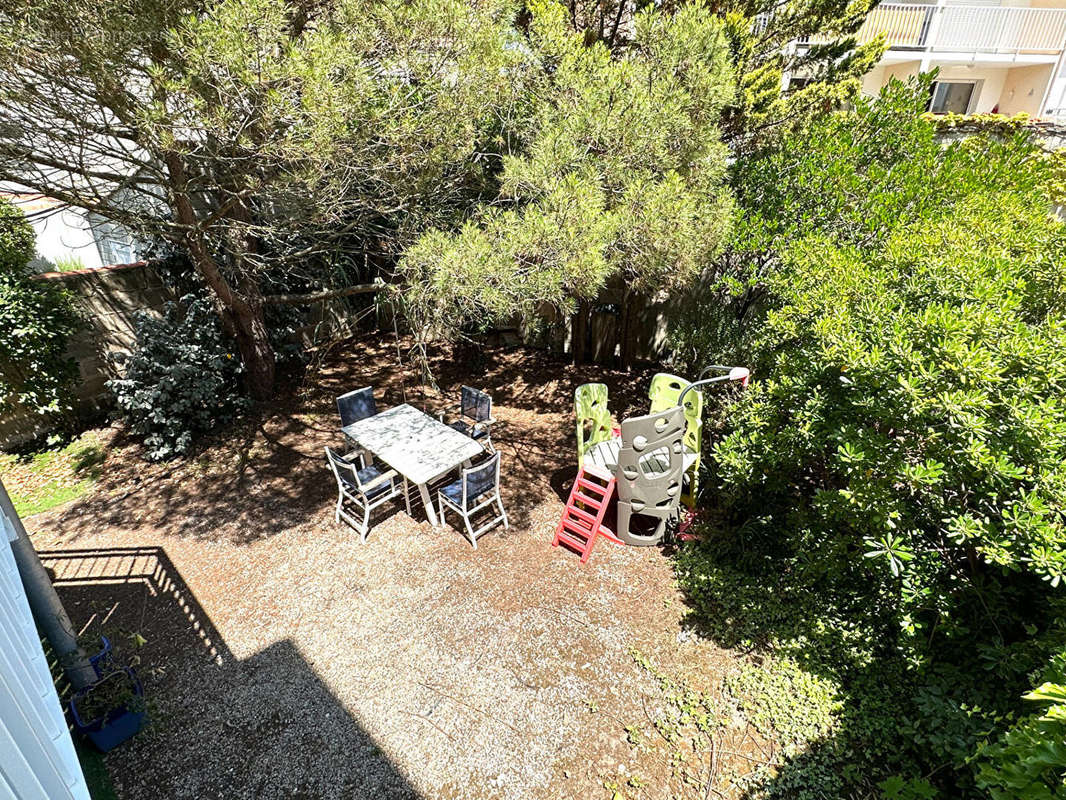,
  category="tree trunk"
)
[571,300,590,366]
[164,153,277,400]
[185,237,276,400]
[618,289,639,370]
[229,296,276,400]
